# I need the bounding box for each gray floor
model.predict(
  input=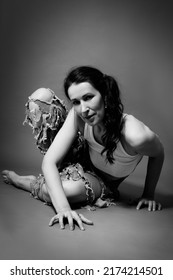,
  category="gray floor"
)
[0,166,172,260]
